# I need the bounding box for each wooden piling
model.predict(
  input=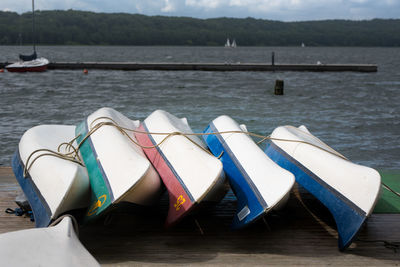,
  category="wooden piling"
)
[275,80,284,95]
[271,52,275,66]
